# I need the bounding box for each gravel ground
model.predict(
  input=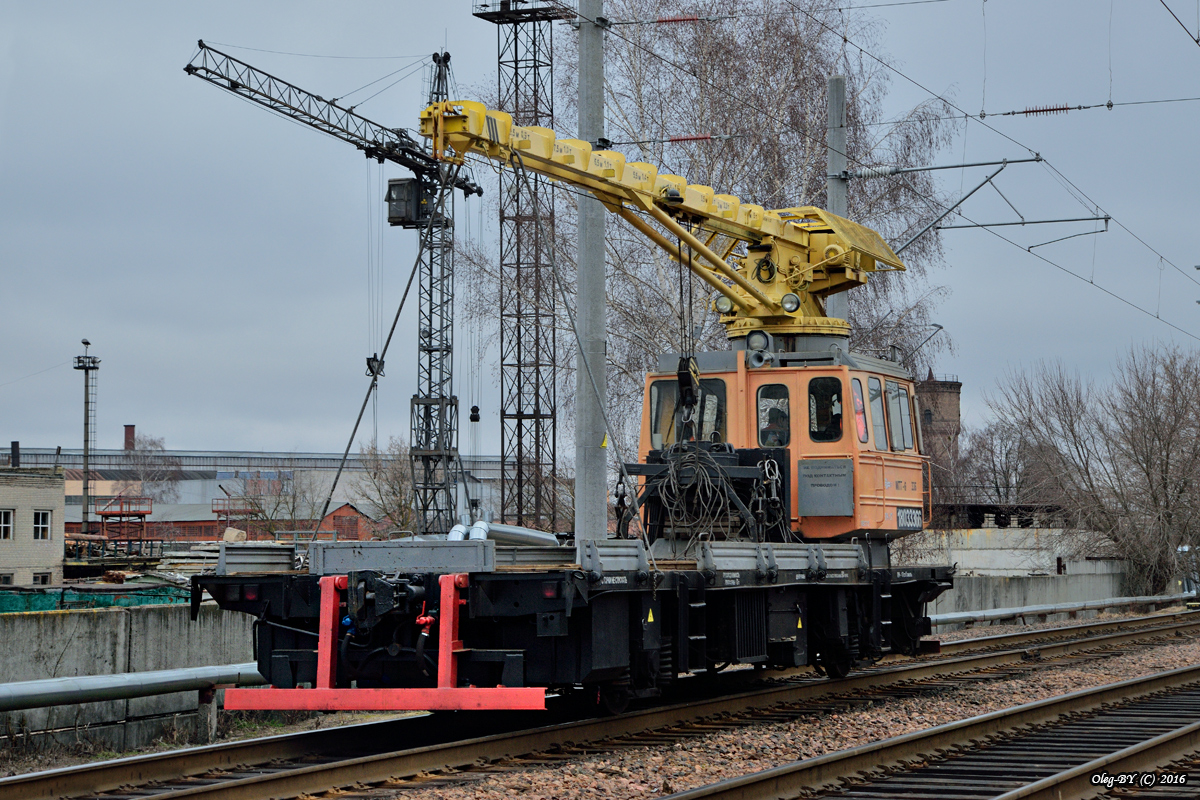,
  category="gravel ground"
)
[0,709,412,778]
[397,635,1200,800]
